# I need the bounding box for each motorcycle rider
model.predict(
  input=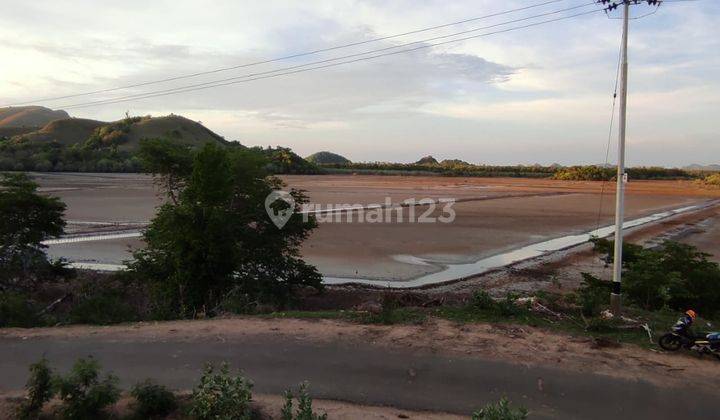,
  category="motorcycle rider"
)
[672,309,697,340]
